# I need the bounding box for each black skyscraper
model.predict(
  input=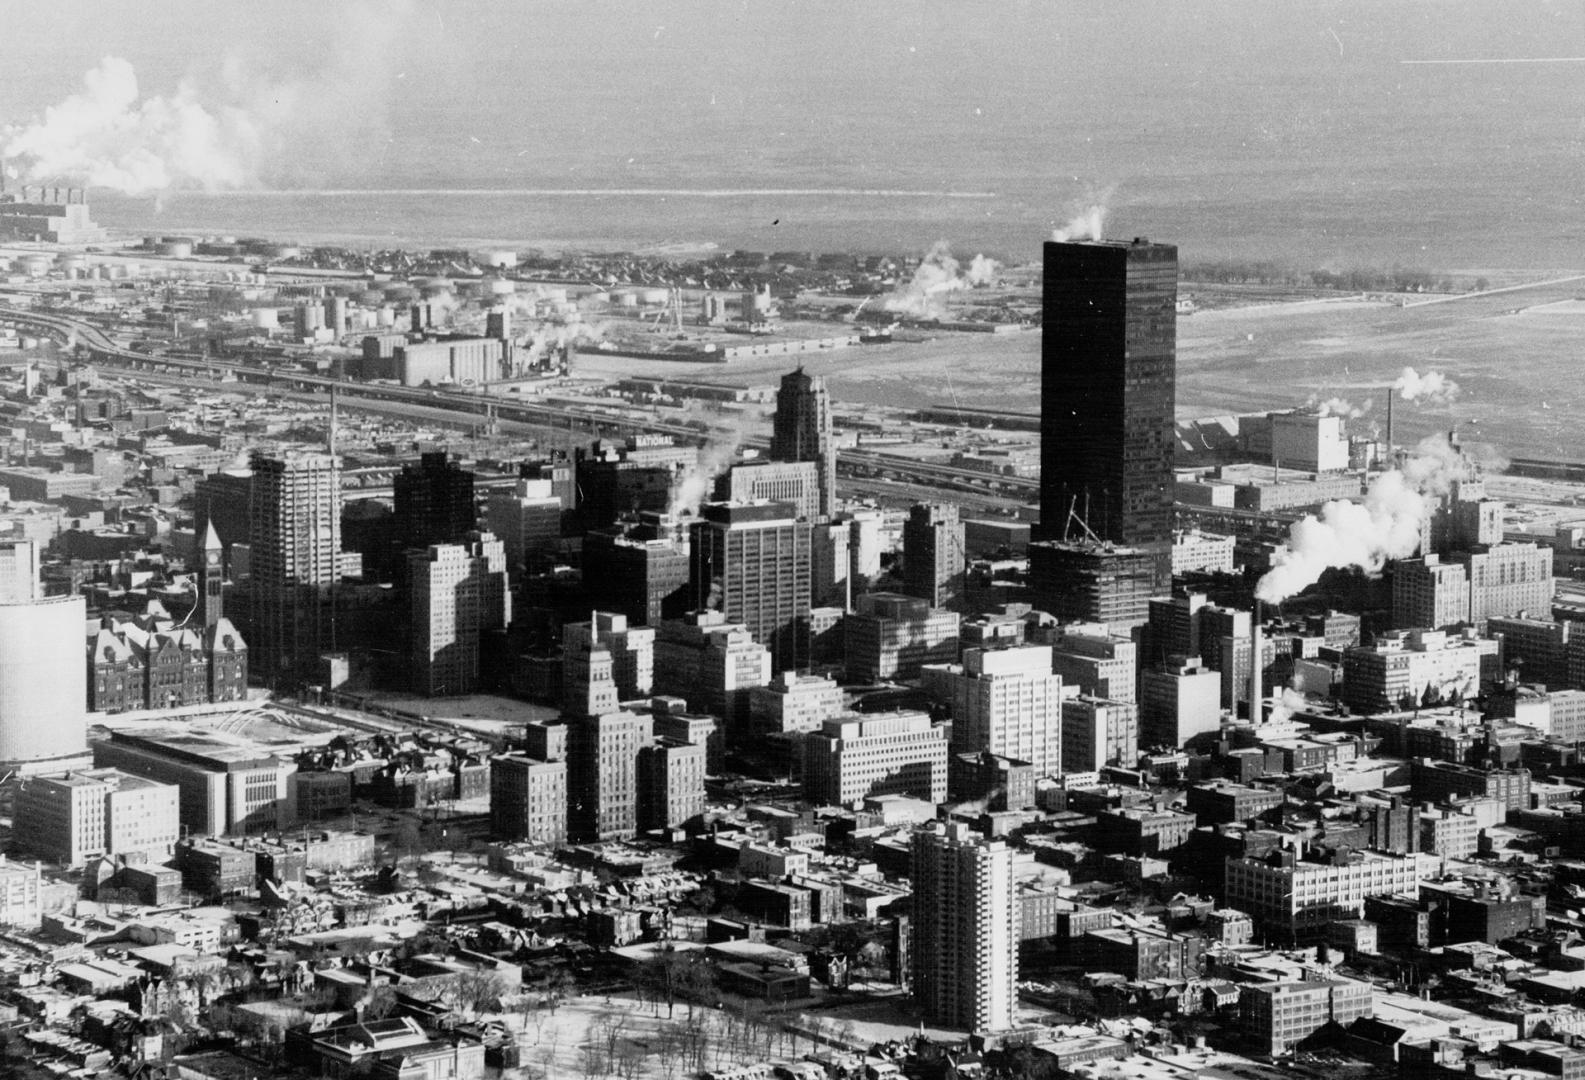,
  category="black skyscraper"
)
[1039,238,1177,551]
